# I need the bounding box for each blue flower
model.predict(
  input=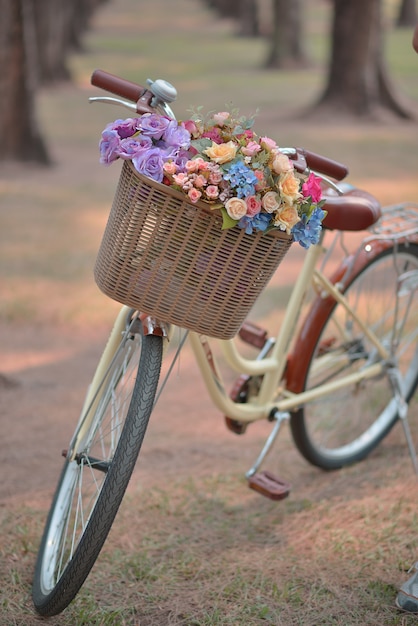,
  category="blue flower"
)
[224,162,258,198]
[238,212,271,235]
[292,207,326,248]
